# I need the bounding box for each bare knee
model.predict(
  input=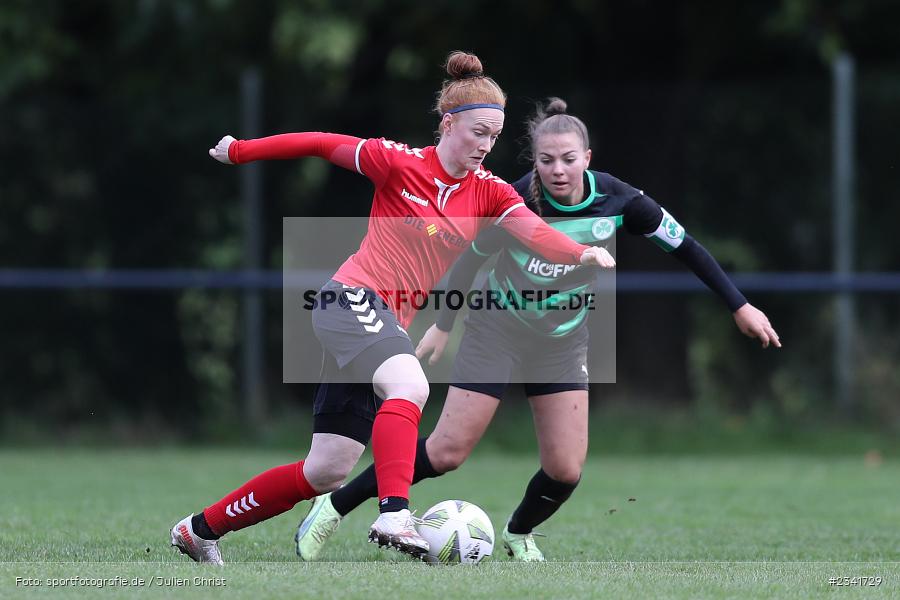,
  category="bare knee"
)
[541,462,583,485]
[377,380,430,410]
[303,433,365,493]
[372,355,430,410]
[427,438,472,473]
[399,380,430,409]
[302,460,353,493]
[308,477,343,494]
